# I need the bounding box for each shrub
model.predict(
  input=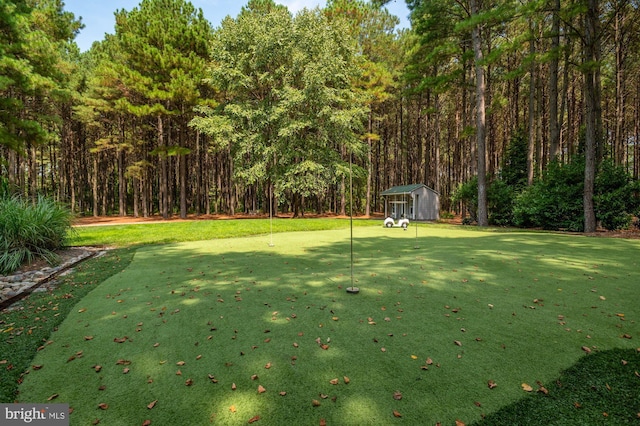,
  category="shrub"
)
[513,159,585,231]
[439,211,455,220]
[501,129,528,190]
[0,195,74,275]
[451,177,478,223]
[513,157,638,232]
[452,177,518,226]
[594,159,635,230]
[487,179,515,226]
